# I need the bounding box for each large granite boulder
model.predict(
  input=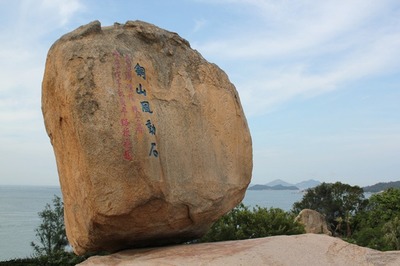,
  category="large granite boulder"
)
[41,20,252,255]
[295,209,332,235]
